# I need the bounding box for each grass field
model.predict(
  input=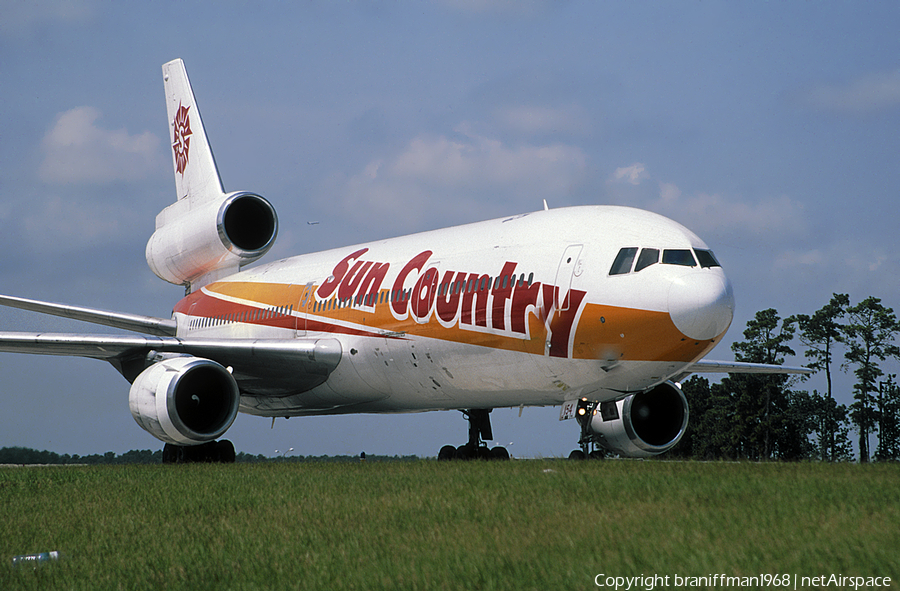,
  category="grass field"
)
[1,460,898,590]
